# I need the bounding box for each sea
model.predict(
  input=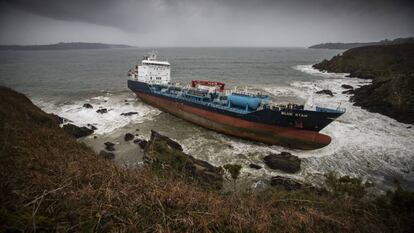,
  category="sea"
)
[1,47,413,192]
